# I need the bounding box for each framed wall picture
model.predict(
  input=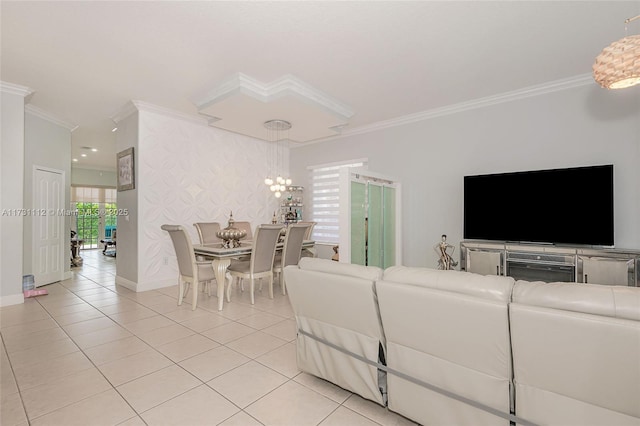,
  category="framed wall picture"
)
[117,147,135,191]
